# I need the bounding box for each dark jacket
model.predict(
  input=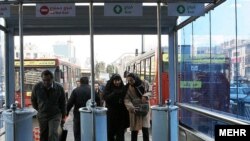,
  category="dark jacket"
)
[31,81,66,119]
[104,75,130,129]
[66,84,100,120]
